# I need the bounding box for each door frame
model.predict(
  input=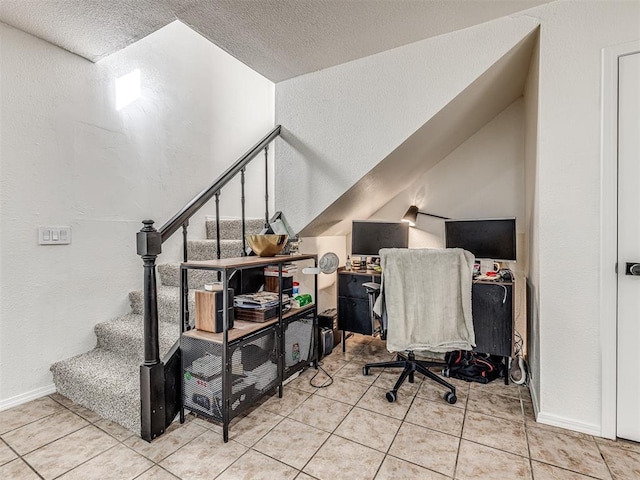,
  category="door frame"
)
[600,39,640,440]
